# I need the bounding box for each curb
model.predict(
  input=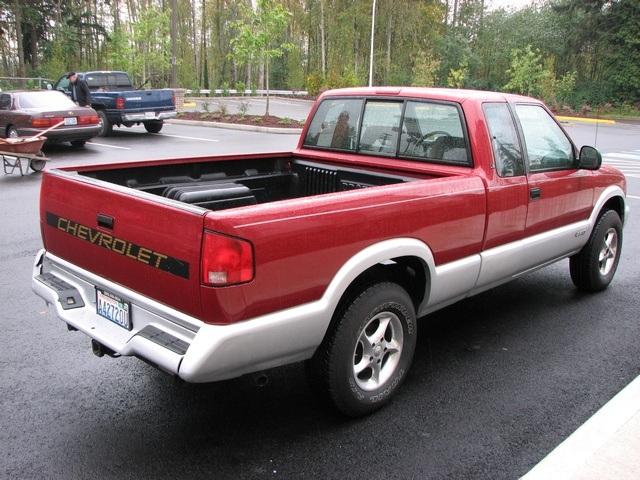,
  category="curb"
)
[556,115,616,125]
[521,374,640,480]
[186,96,314,104]
[167,118,302,135]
